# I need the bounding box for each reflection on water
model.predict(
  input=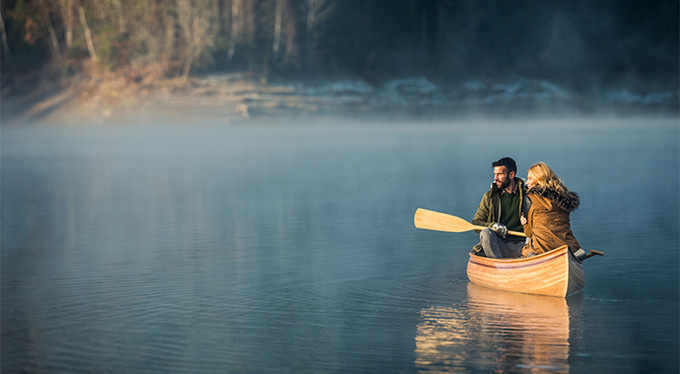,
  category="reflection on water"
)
[416,283,583,373]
